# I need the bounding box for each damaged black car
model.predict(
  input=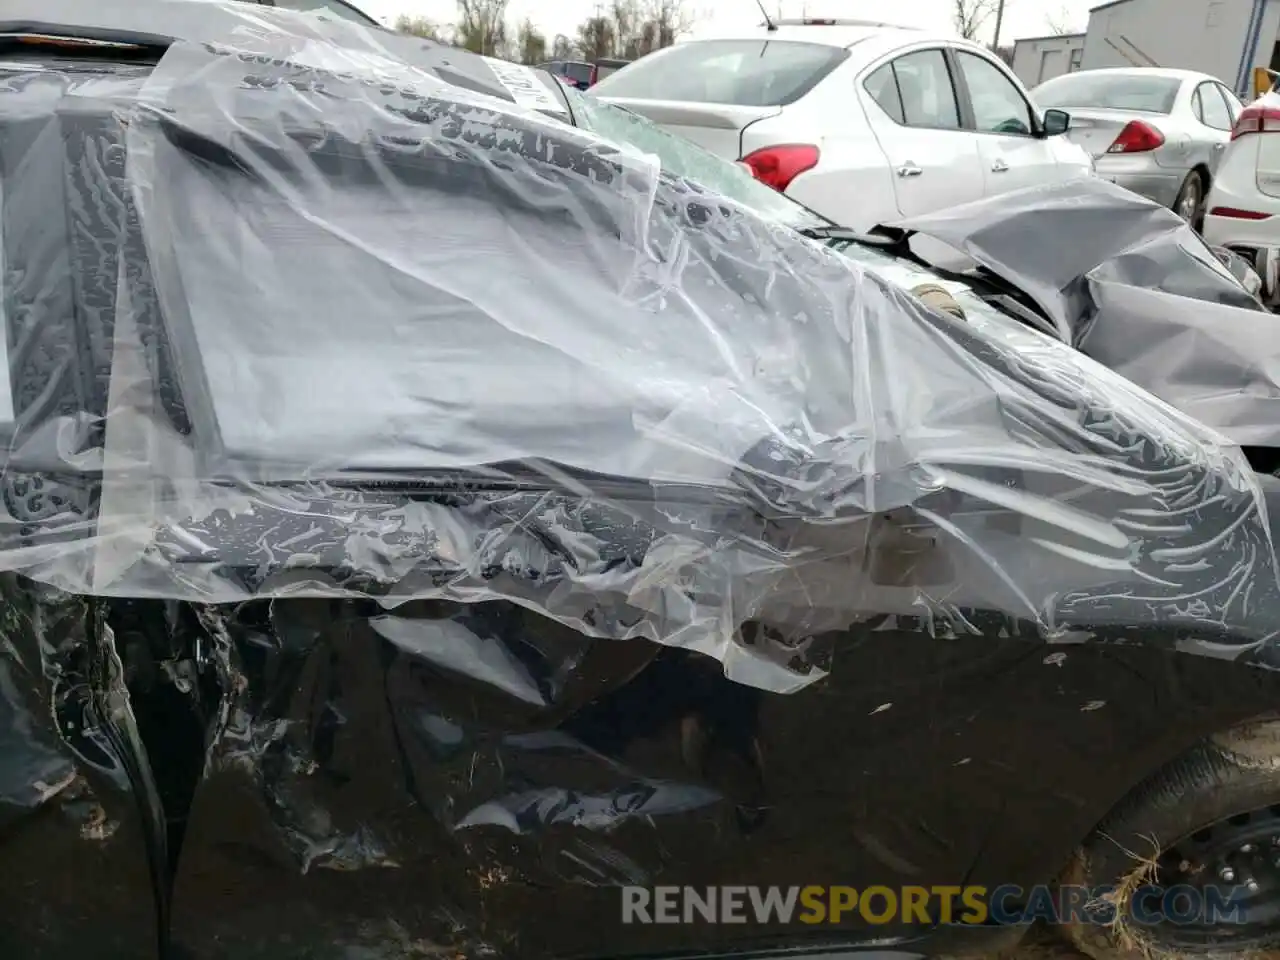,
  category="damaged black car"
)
[4,4,1280,960]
